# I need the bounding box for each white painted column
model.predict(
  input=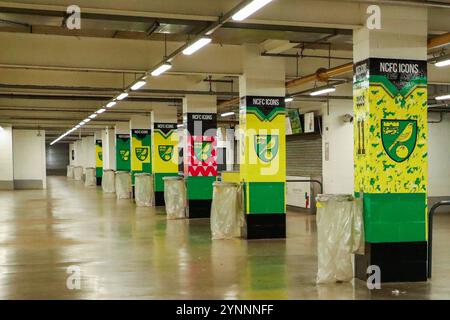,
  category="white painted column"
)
[0,125,14,190]
[102,128,116,170]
